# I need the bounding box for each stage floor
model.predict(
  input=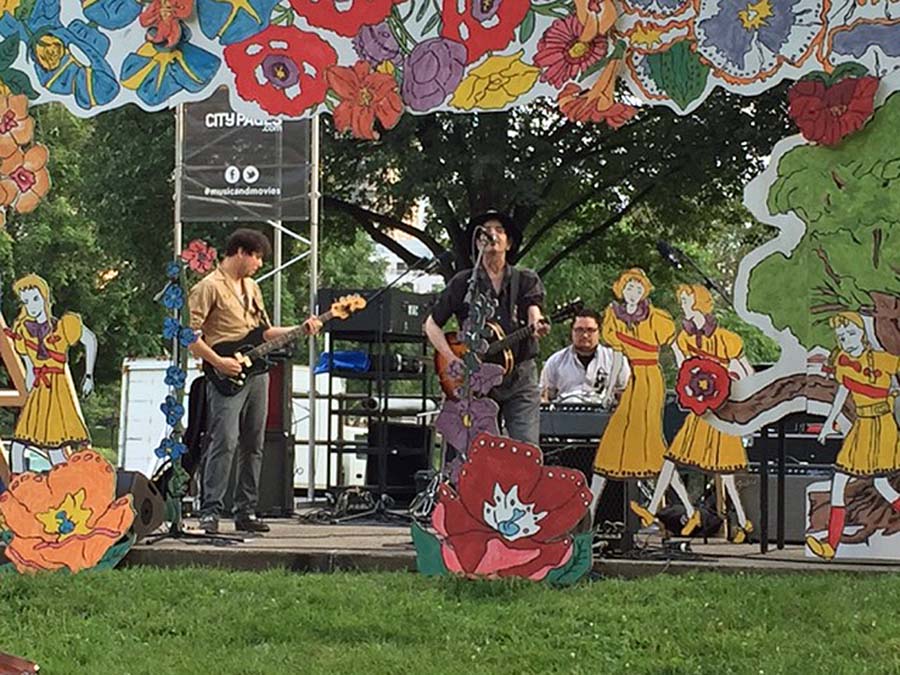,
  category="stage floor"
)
[121,511,900,577]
